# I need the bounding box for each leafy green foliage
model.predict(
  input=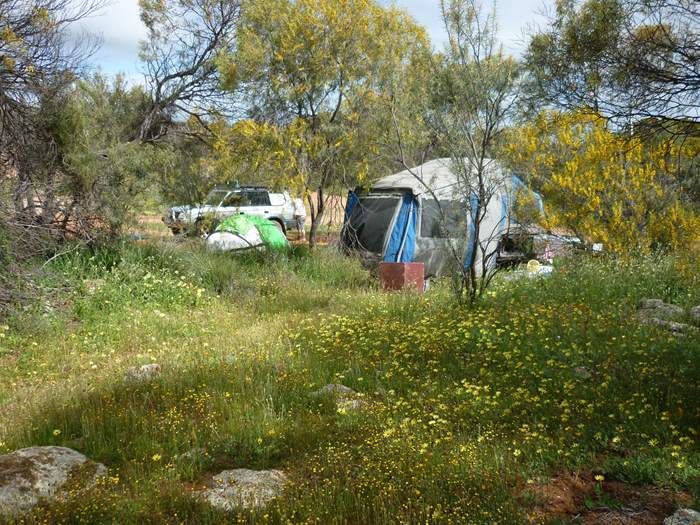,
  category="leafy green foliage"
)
[44,74,175,235]
[503,111,700,253]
